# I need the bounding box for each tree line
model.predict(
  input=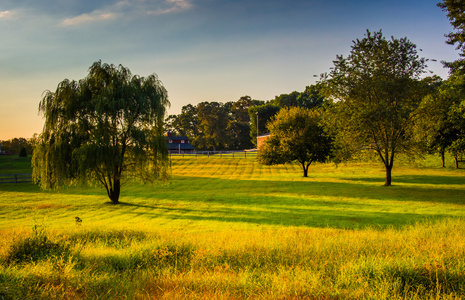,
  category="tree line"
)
[165,83,326,151]
[0,137,34,156]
